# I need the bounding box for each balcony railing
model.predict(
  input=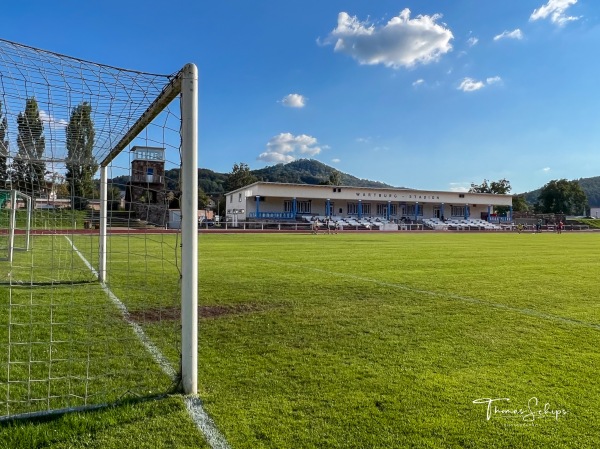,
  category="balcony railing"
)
[131,174,164,184]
